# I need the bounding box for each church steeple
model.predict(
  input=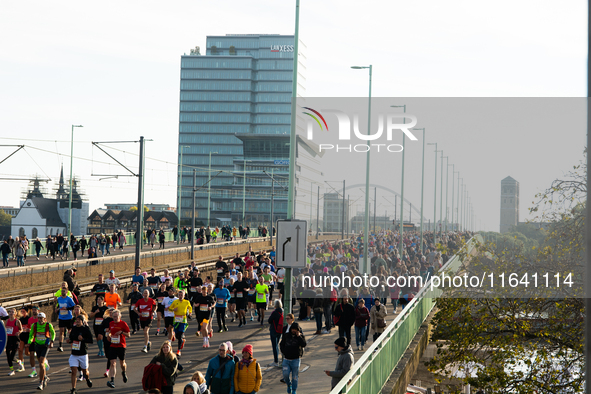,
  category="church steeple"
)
[56,164,68,200]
